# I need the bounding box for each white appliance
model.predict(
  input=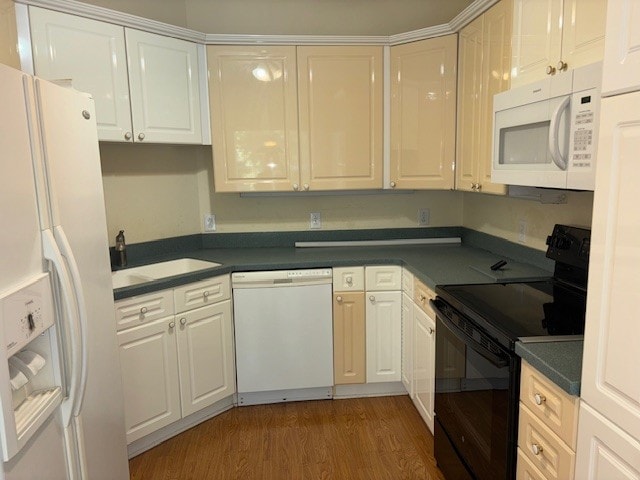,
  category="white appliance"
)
[492,62,602,190]
[0,63,129,479]
[232,269,333,406]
